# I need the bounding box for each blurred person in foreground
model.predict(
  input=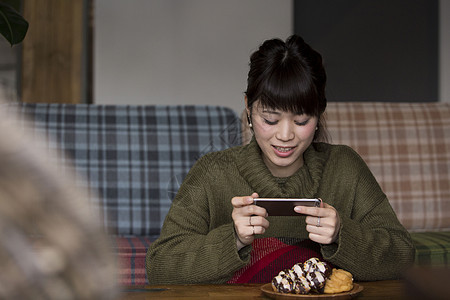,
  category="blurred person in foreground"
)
[0,103,118,300]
